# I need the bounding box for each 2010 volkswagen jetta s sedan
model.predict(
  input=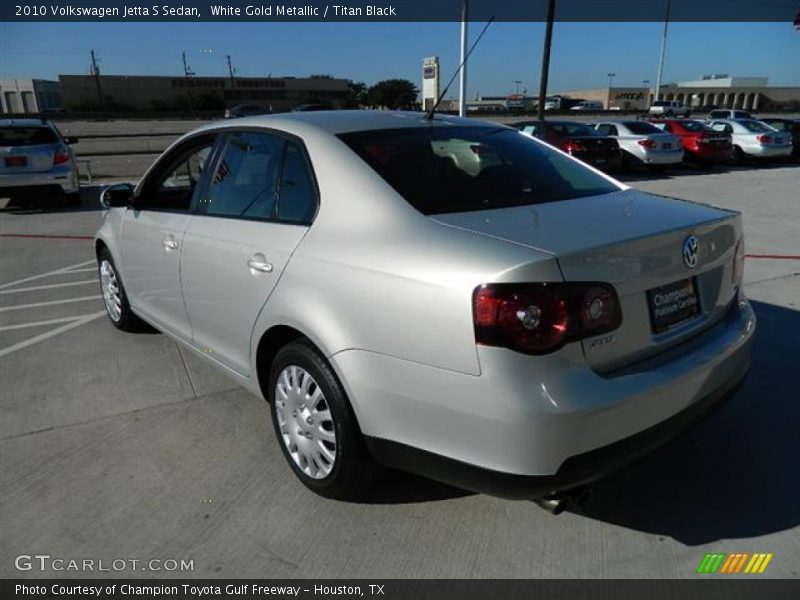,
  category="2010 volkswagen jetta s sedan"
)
[95,111,755,501]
